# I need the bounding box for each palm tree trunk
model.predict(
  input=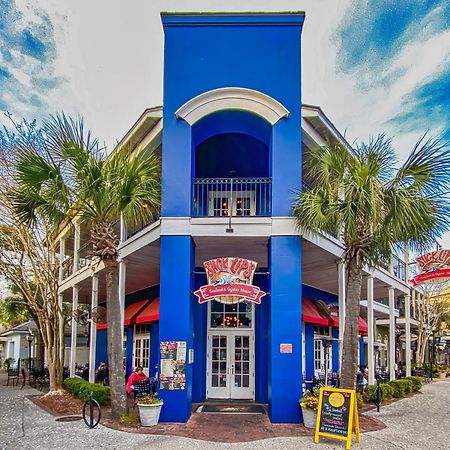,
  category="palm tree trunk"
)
[104,260,126,419]
[340,258,363,389]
